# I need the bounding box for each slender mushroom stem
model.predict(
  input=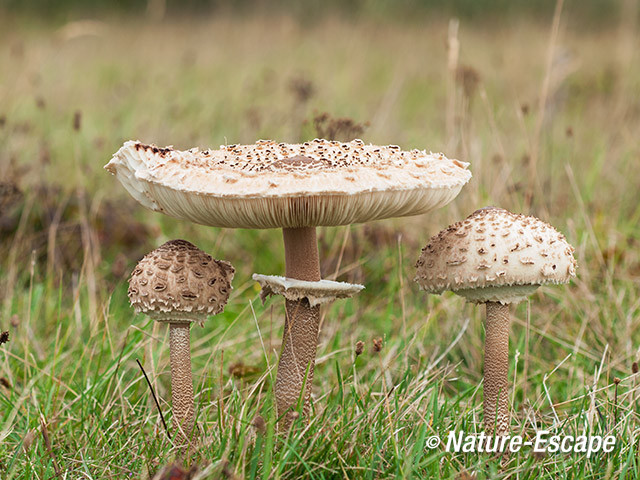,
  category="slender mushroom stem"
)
[483,302,511,436]
[169,322,195,447]
[276,226,321,428]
